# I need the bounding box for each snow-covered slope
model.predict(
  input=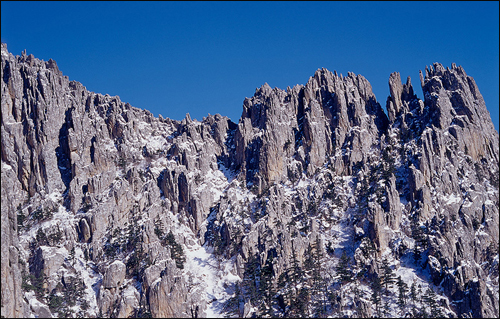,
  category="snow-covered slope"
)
[1,43,498,318]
